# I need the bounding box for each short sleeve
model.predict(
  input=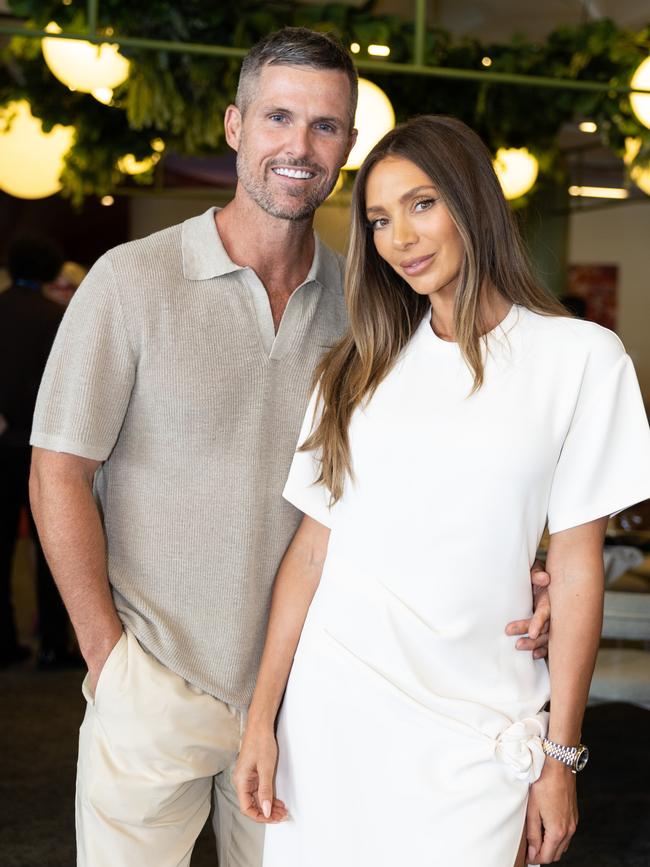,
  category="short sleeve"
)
[30,254,136,461]
[547,349,650,534]
[282,388,334,528]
